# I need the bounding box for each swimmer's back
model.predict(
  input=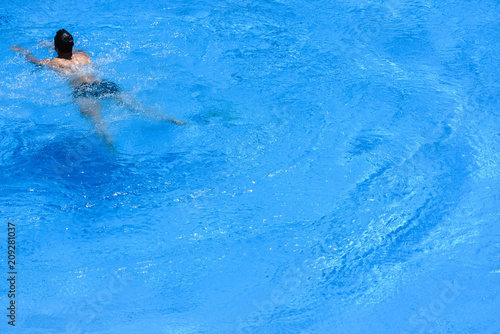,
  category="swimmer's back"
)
[48,51,97,85]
